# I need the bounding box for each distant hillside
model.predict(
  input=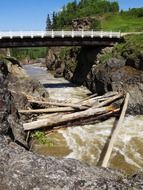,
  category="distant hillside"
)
[46,0,143,32]
[102,10,143,32]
